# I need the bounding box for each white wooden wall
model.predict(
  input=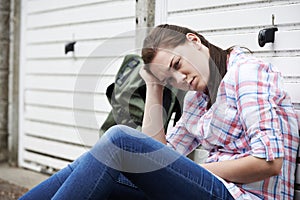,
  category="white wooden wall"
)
[156,0,300,198]
[19,0,136,172]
